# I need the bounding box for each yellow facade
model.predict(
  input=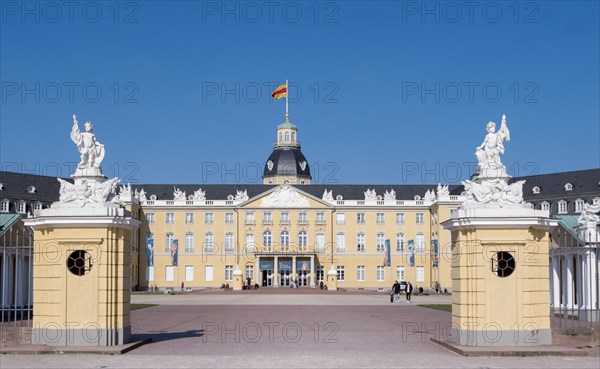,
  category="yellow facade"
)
[138,187,461,291]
